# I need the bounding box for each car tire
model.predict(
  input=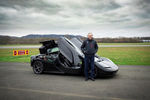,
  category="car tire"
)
[33,60,44,74]
[94,66,98,78]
